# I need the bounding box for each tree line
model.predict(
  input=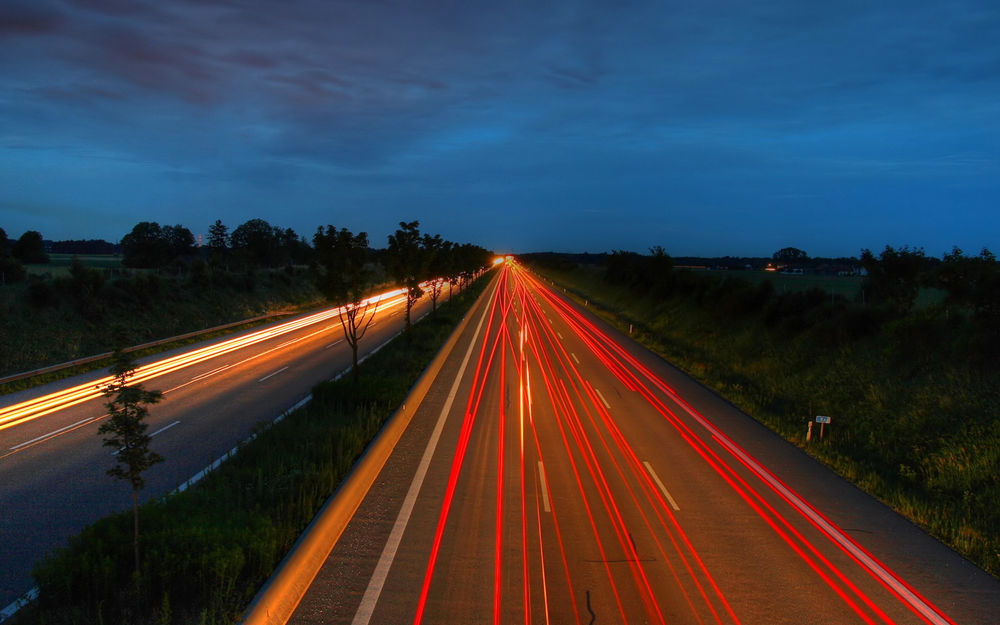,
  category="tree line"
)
[602,244,1000,359]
